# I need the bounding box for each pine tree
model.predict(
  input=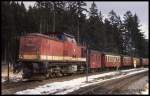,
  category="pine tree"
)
[87,1,99,49]
[123,11,148,57]
[108,10,124,54]
[123,11,134,56]
[132,14,148,57]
